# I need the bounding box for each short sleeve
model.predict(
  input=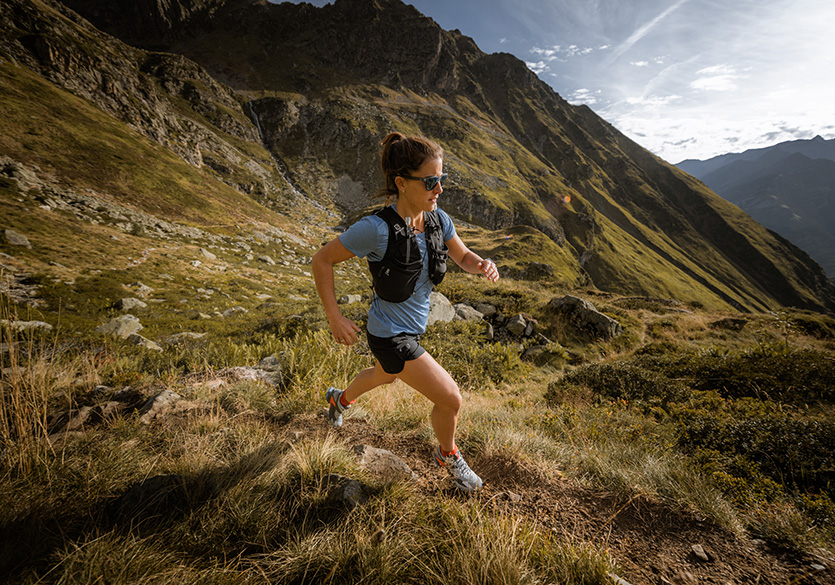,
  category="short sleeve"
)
[338,215,388,261]
[438,208,456,242]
